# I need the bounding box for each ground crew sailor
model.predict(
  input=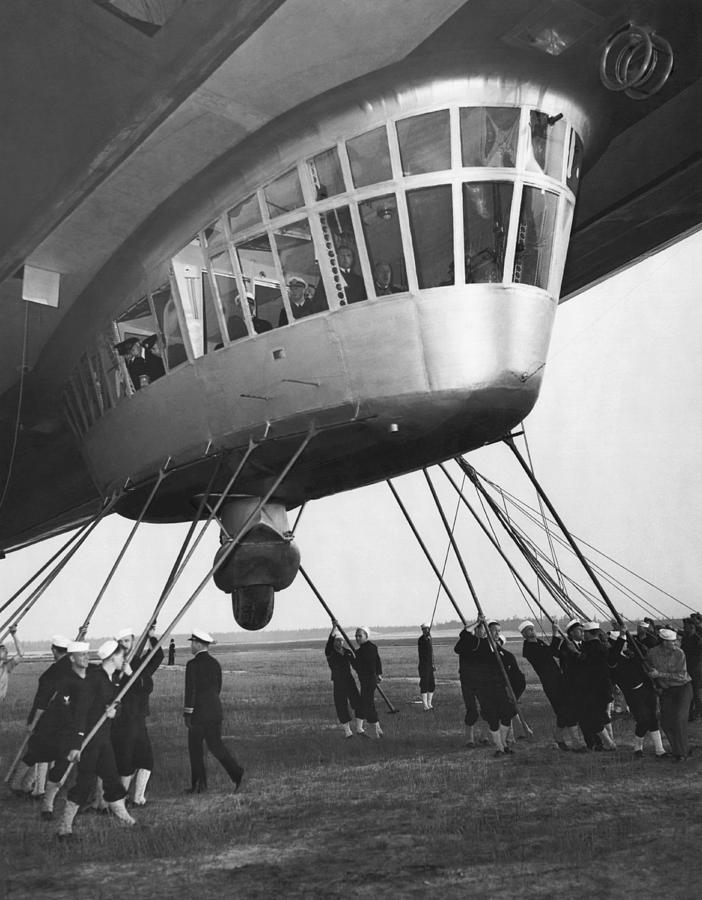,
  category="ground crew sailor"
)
[561,622,615,750]
[454,624,484,747]
[183,629,244,794]
[417,623,435,711]
[9,641,90,820]
[607,631,666,758]
[111,625,164,805]
[351,626,383,738]
[14,634,72,798]
[646,627,693,761]
[456,617,517,756]
[520,621,581,750]
[56,639,136,838]
[0,625,23,702]
[325,624,362,737]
